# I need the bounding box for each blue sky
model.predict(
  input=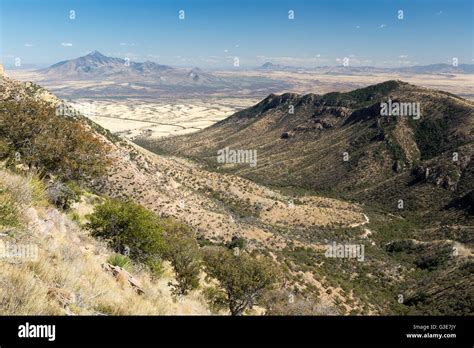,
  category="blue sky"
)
[1,0,473,68]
